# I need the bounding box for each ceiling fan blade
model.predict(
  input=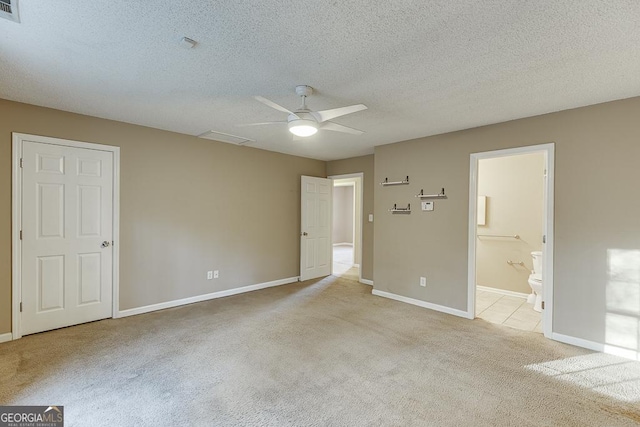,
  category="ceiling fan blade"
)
[312,104,367,122]
[236,121,287,127]
[320,121,365,135]
[254,96,298,117]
